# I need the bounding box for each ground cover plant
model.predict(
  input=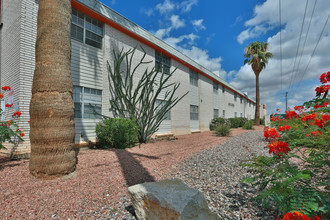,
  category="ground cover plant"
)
[241,71,329,219]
